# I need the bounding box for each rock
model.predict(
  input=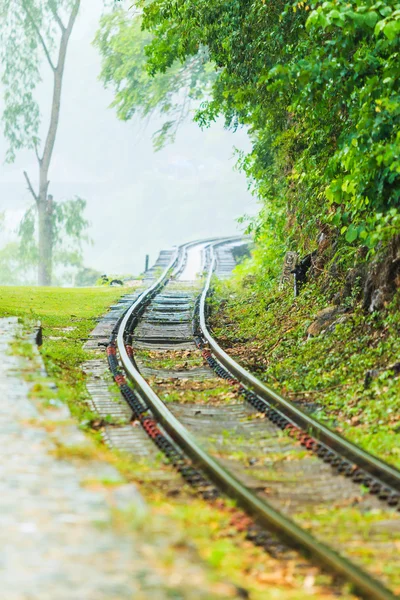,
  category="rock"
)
[363,234,400,312]
[341,263,368,305]
[292,251,317,296]
[332,292,342,306]
[364,369,380,388]
[369,288,385,313]
[306,306,348,337]
[325,314,349,333]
